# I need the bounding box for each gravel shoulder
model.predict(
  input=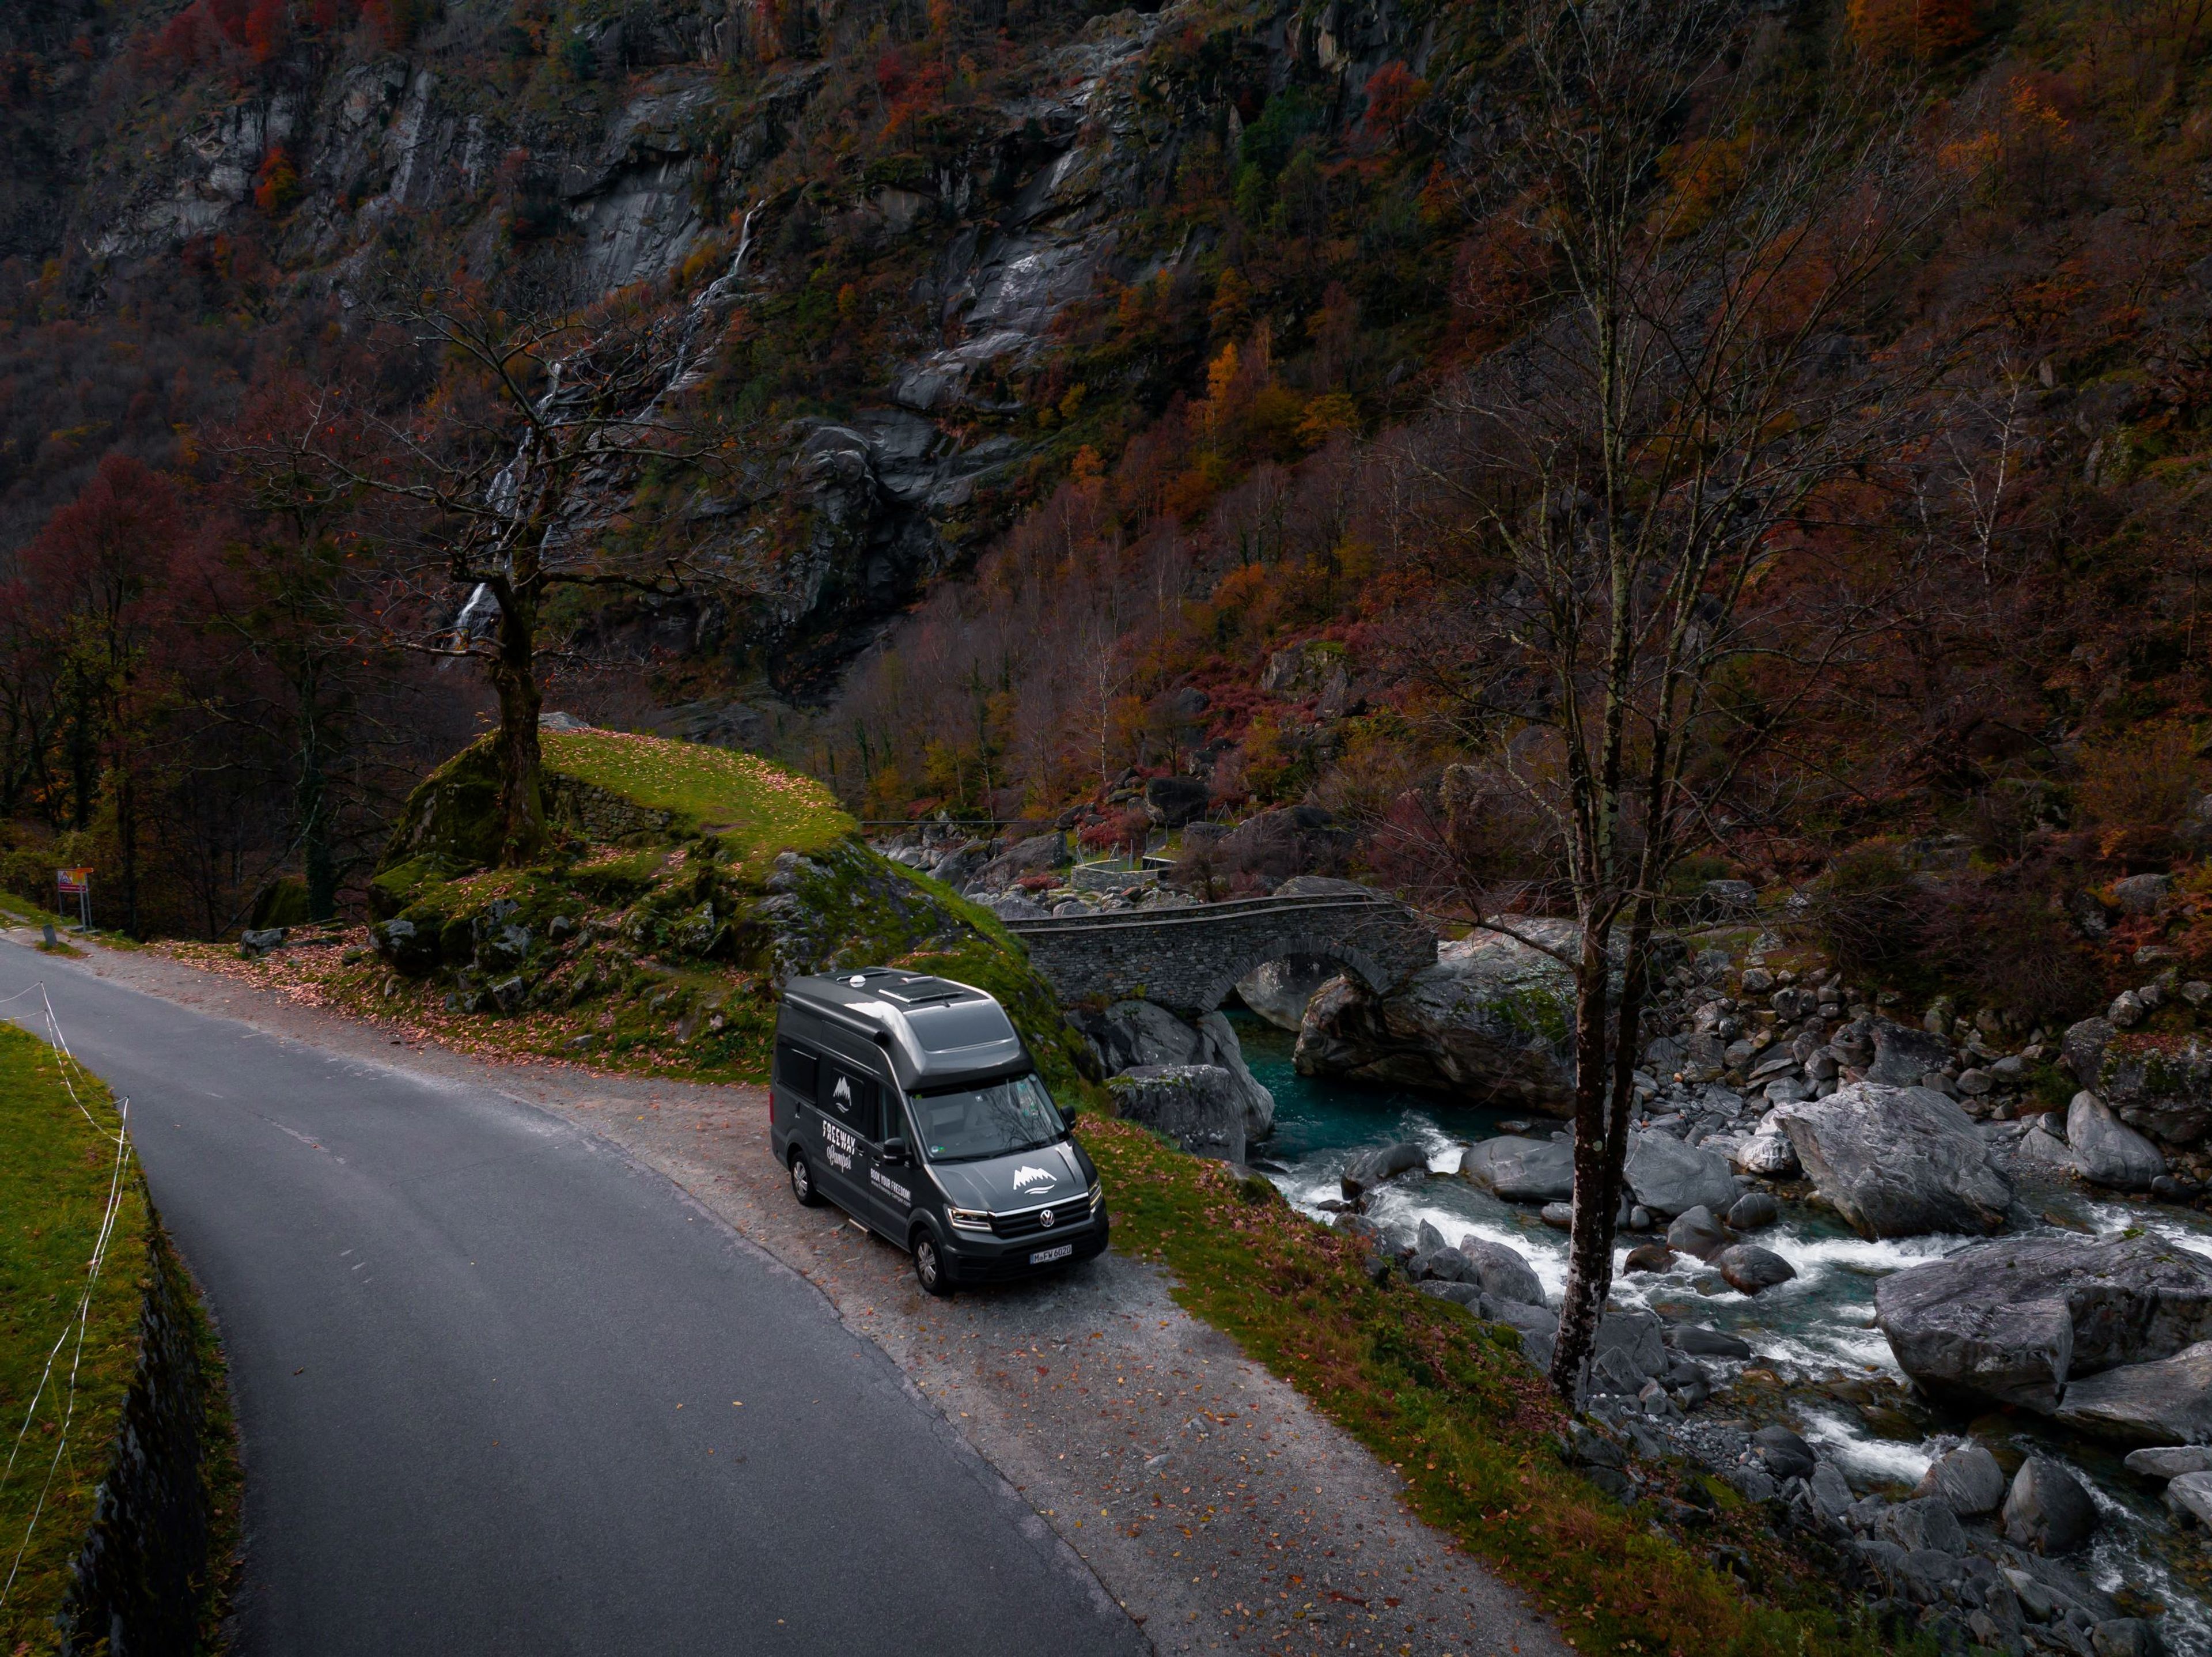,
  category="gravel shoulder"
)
[10,932,1566,1657]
